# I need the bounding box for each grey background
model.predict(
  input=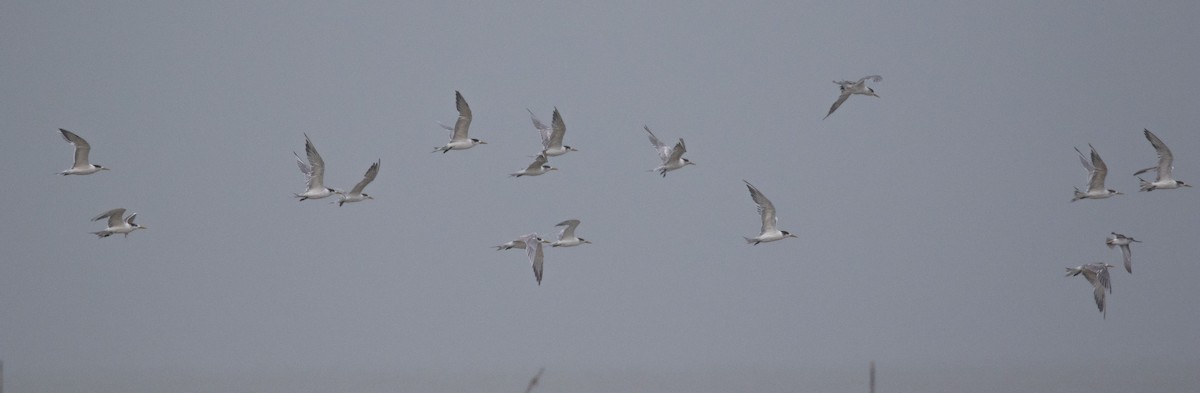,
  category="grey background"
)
[2,1,1198,392]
